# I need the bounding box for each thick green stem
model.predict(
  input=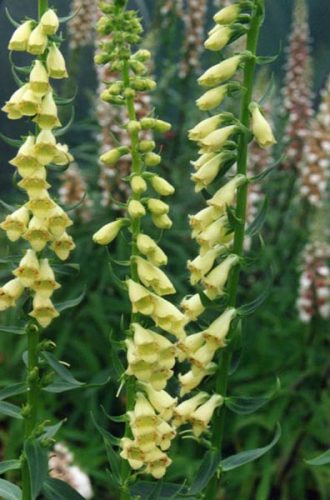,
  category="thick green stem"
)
[206,2,264,498]
[38,0,48,17]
